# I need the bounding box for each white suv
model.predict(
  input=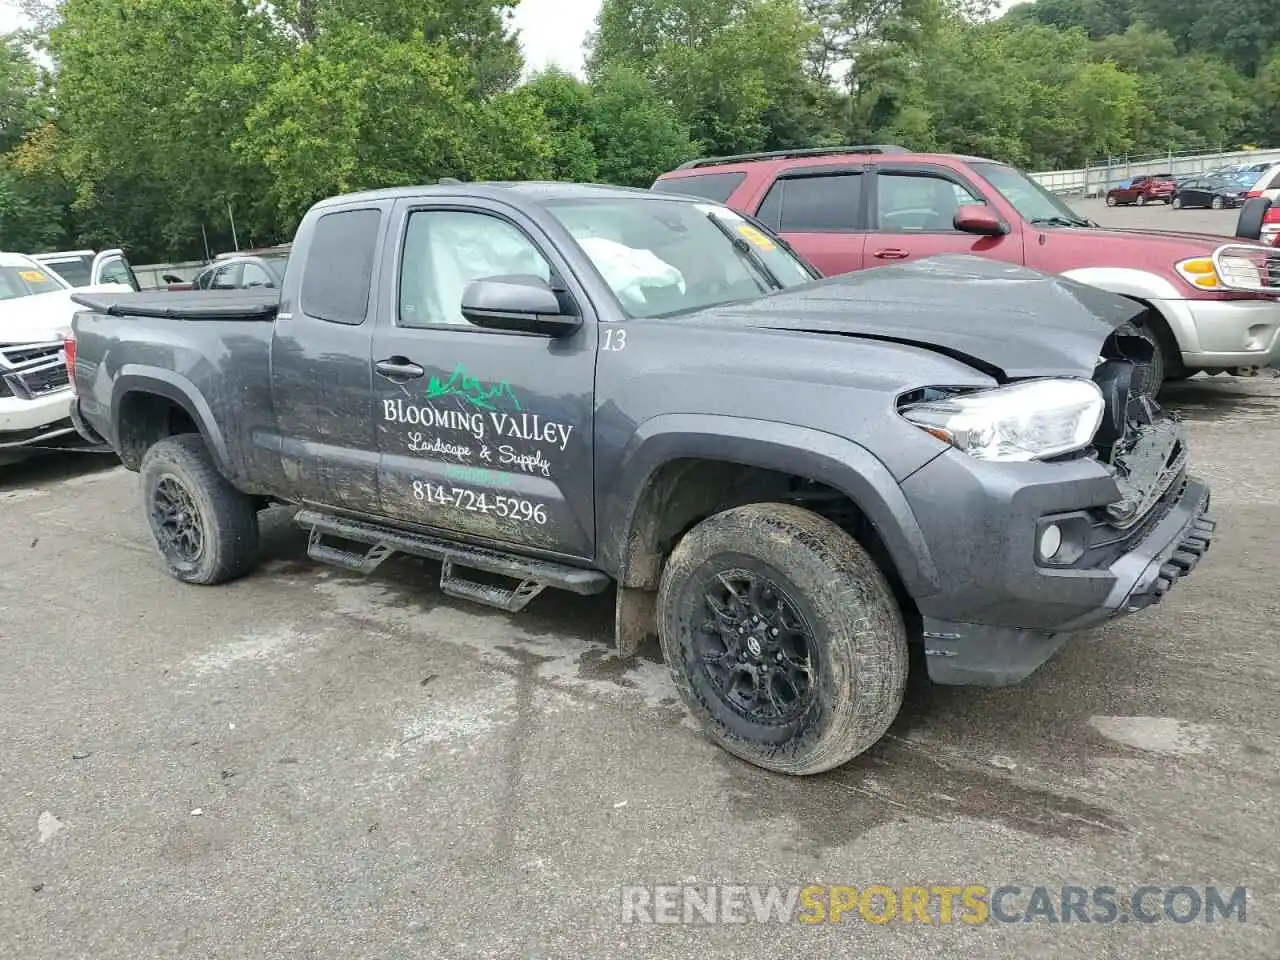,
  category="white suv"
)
[0,252,123,464]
